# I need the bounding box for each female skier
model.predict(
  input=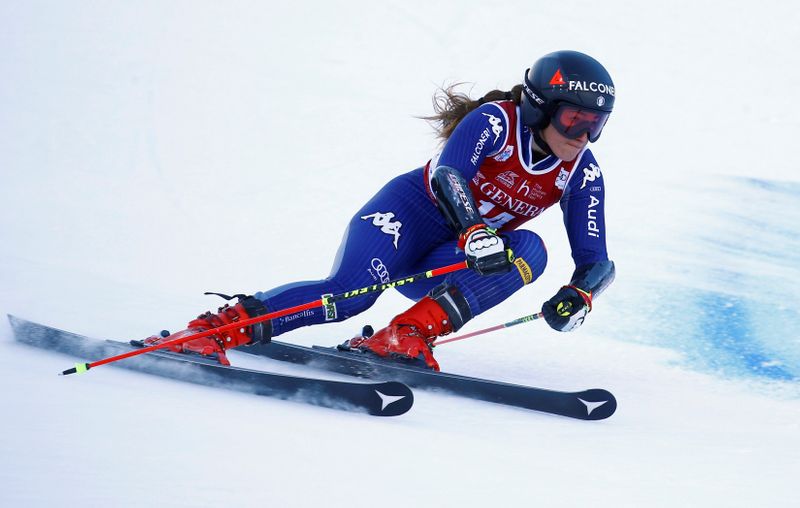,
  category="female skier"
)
[144,50,617,371]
